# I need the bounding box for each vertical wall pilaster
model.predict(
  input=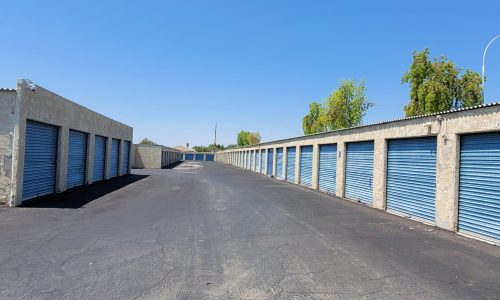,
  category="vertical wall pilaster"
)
[336,142,346,198]
[435,132,459,231]
[57,126,69,192]
[86,133,95,184]
[295,145,300,184]
[372,138,387,210]
[311,144,319,190]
